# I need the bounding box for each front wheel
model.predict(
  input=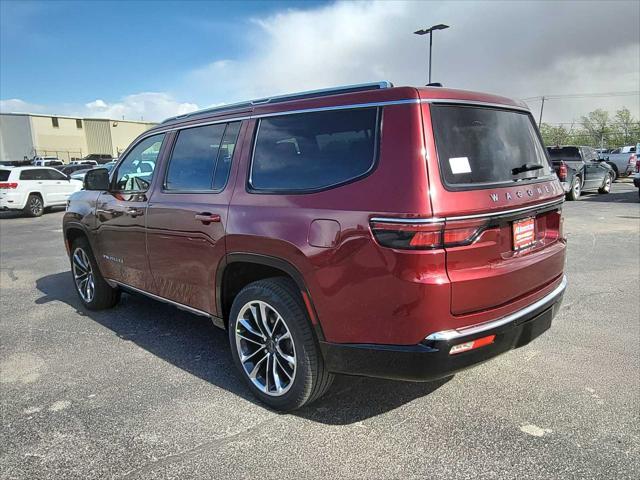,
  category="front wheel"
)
[228,278,333,411]
[566,176,581,201]
[70,237,120,310]
[598,173,613,194]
